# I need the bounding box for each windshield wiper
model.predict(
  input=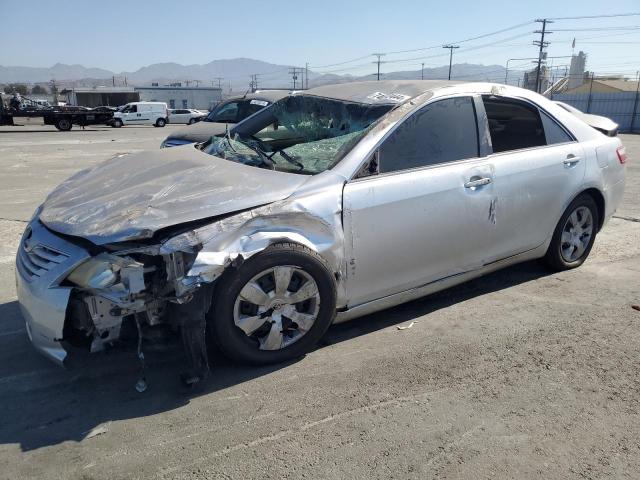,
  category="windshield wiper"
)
[273,149,305,171]
[230,133,276,169]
